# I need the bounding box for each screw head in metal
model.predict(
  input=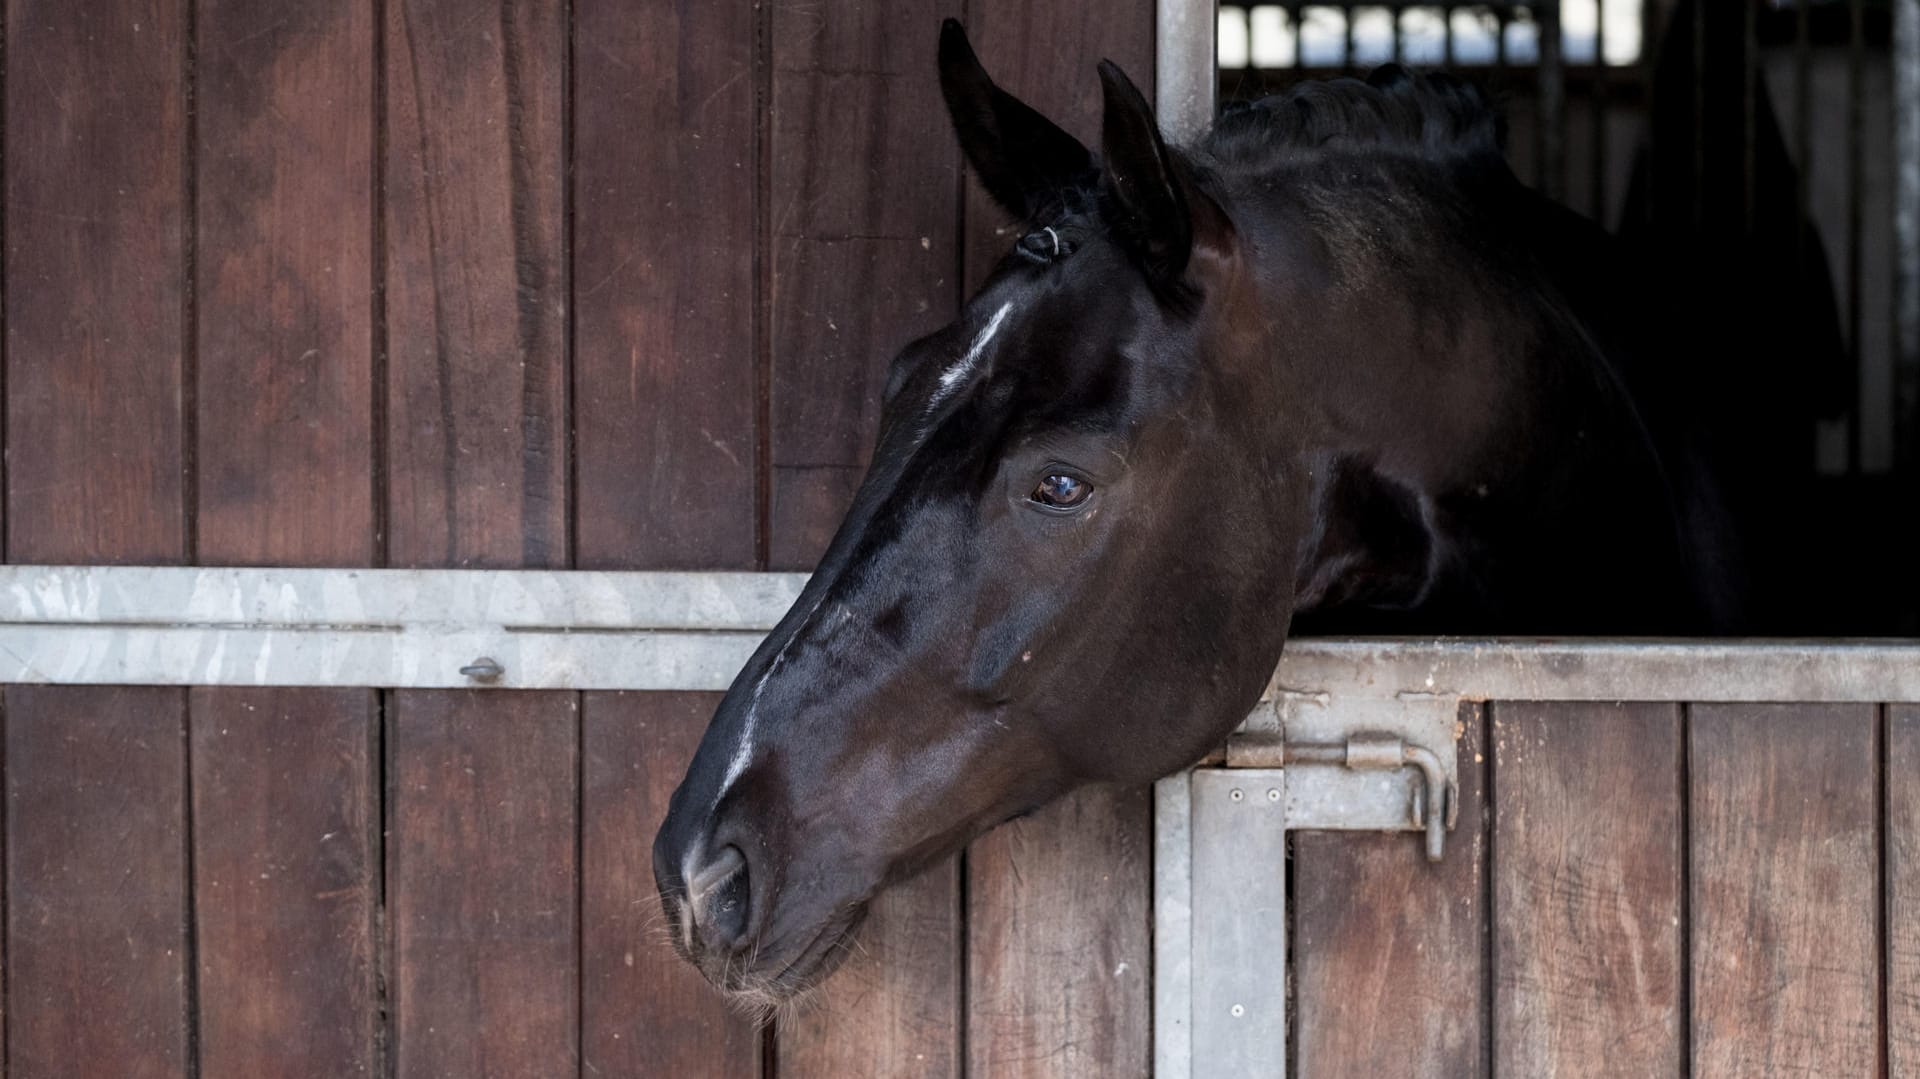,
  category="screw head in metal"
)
[1267,788,1281,802]
[1230,788,1243,801]
[1230,1004,1245,1018]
